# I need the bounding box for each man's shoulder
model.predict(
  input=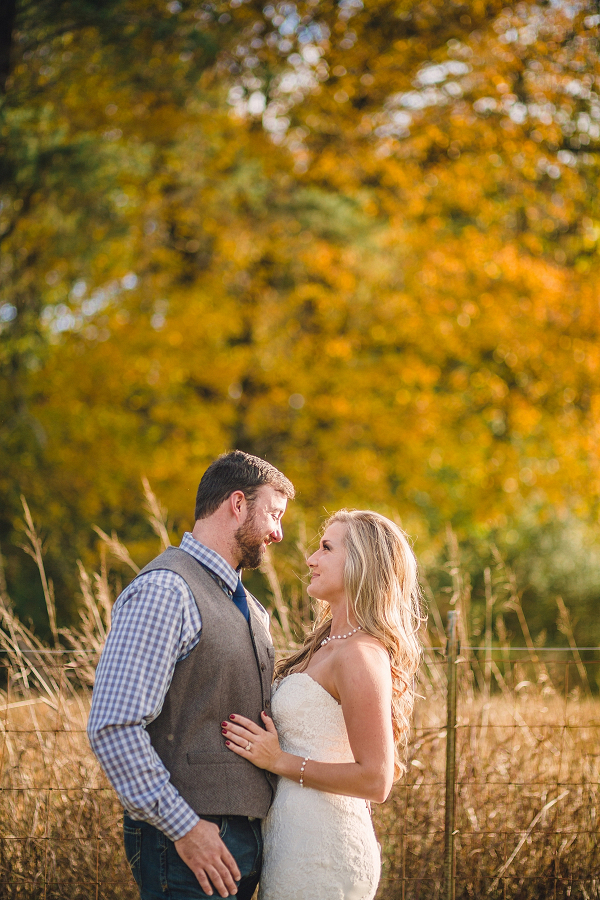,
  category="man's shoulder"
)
[137,546,191,577]
[115,565,193,612]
